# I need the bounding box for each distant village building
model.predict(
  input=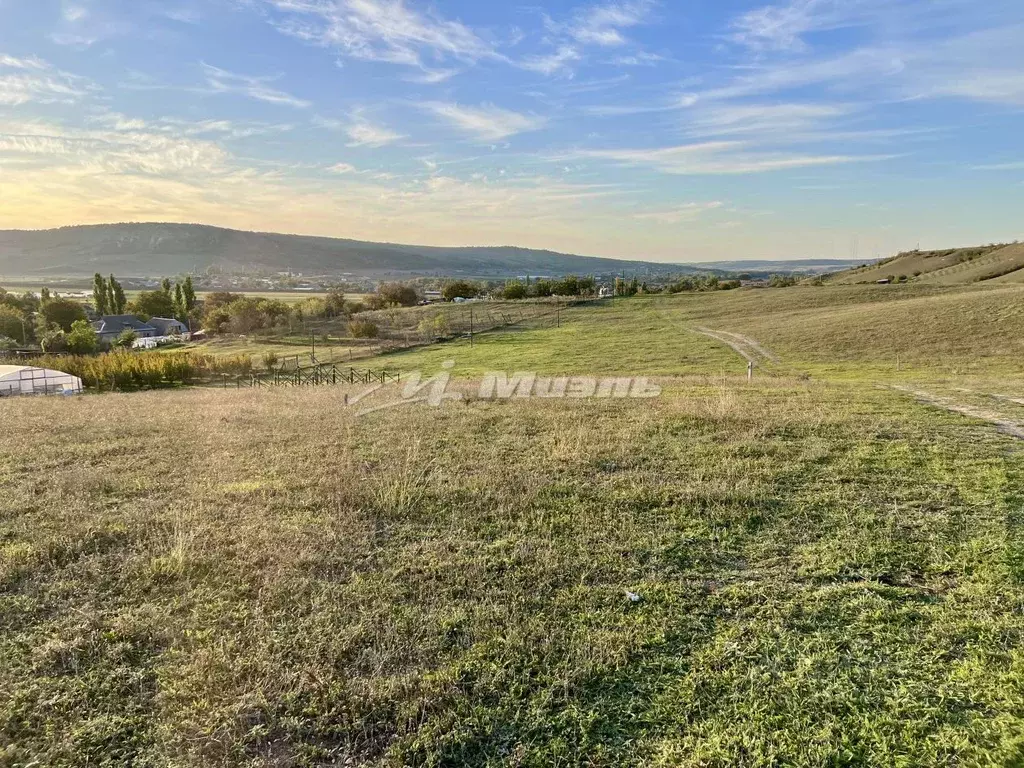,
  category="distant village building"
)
[148,317,190,336]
